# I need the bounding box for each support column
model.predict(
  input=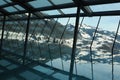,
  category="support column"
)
[69,6,80,80]
[0,15,6,58]
[23,12,31,64]
[111,19,120,80]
